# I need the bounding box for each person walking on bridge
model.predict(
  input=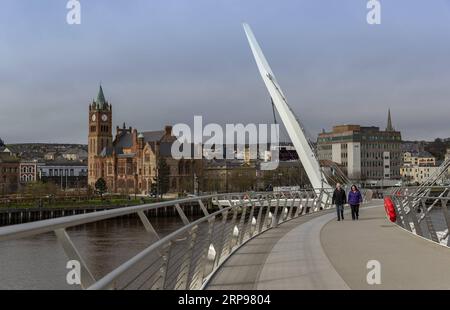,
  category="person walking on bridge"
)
[348,185,363,220]
[332,183,346,221]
